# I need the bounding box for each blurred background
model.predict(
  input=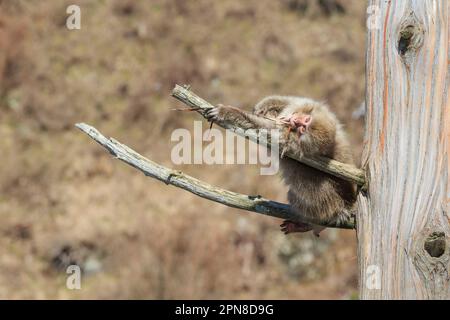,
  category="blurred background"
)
[0,0,366,299]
